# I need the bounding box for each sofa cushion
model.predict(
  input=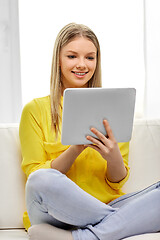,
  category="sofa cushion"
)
[0,124,26,228]
[122,119,160,193]
[28,224,160,240]
[28,224,73,240]
[124,232,160,239]
[0,229,28,239]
